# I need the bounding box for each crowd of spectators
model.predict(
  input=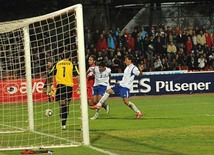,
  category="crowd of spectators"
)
[84,25,214,73]
[1,23,214,80]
